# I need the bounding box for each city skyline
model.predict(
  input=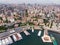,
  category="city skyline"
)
[0,0,60,5]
